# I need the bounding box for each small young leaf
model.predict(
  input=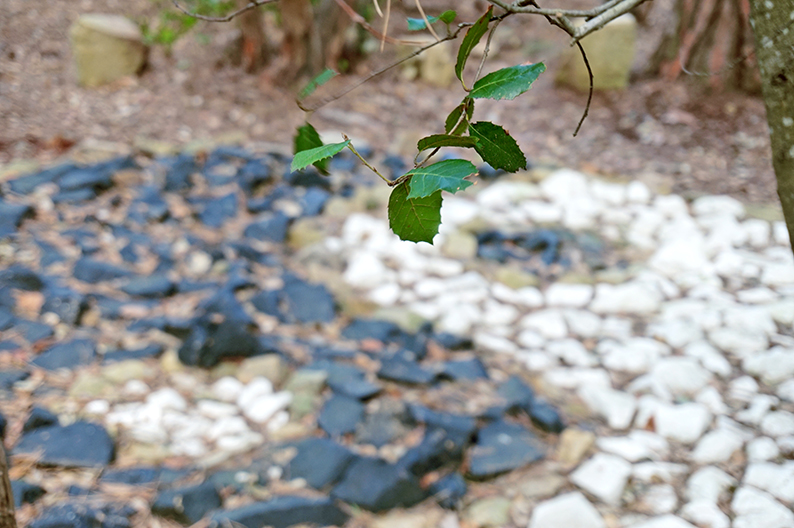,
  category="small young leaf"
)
[417,134,478,152]
[444,99,474,135]
[293,123,328,174]
[455,6,492,81]
[388,181,442,244]
[469,63,546,100]
[469,121,527,172]
[407,15,439,30]
[299,68,337,99]
[291,140,350,172]
[438,10,457,23]
[405,159,477,198]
